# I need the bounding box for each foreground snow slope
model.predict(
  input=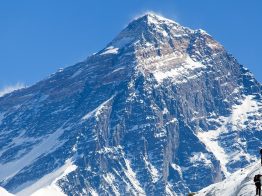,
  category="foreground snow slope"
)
[0,187,14,196]
[197,161,262,196]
